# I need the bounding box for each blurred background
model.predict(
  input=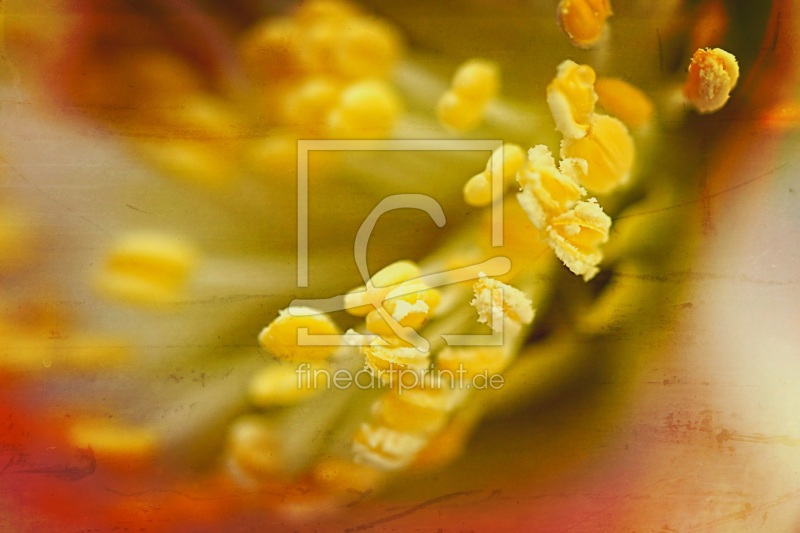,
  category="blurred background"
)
[0,0,799,531]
